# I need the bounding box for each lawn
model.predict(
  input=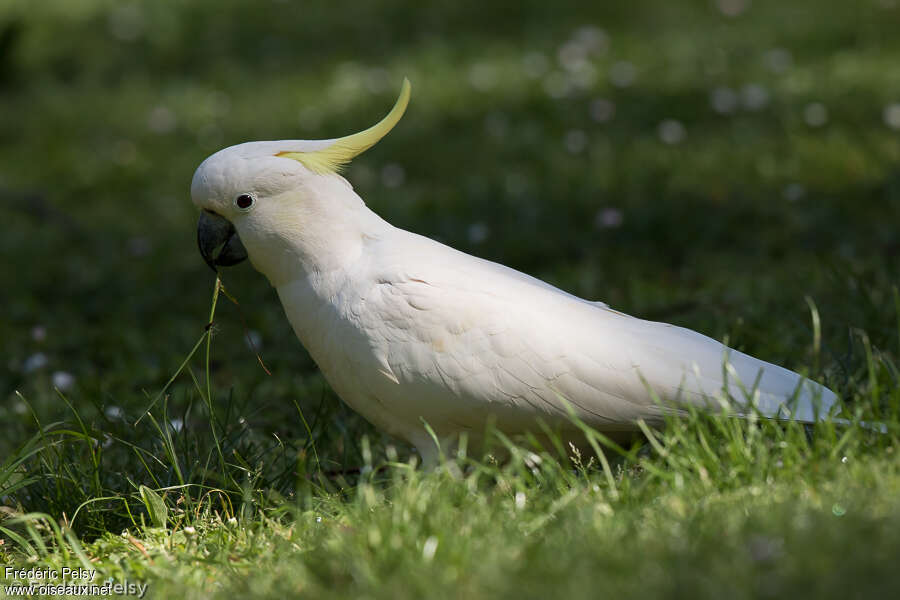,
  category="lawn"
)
[1,0,900,598]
